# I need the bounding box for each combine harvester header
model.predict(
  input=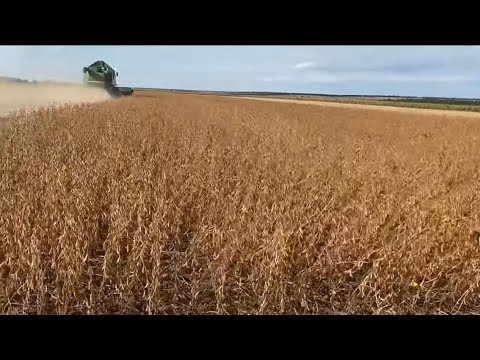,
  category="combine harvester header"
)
[82,60,134,98]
